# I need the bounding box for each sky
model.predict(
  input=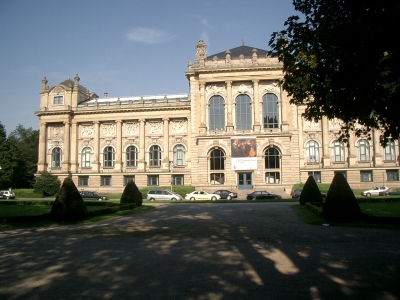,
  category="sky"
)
[0,0,298,134]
